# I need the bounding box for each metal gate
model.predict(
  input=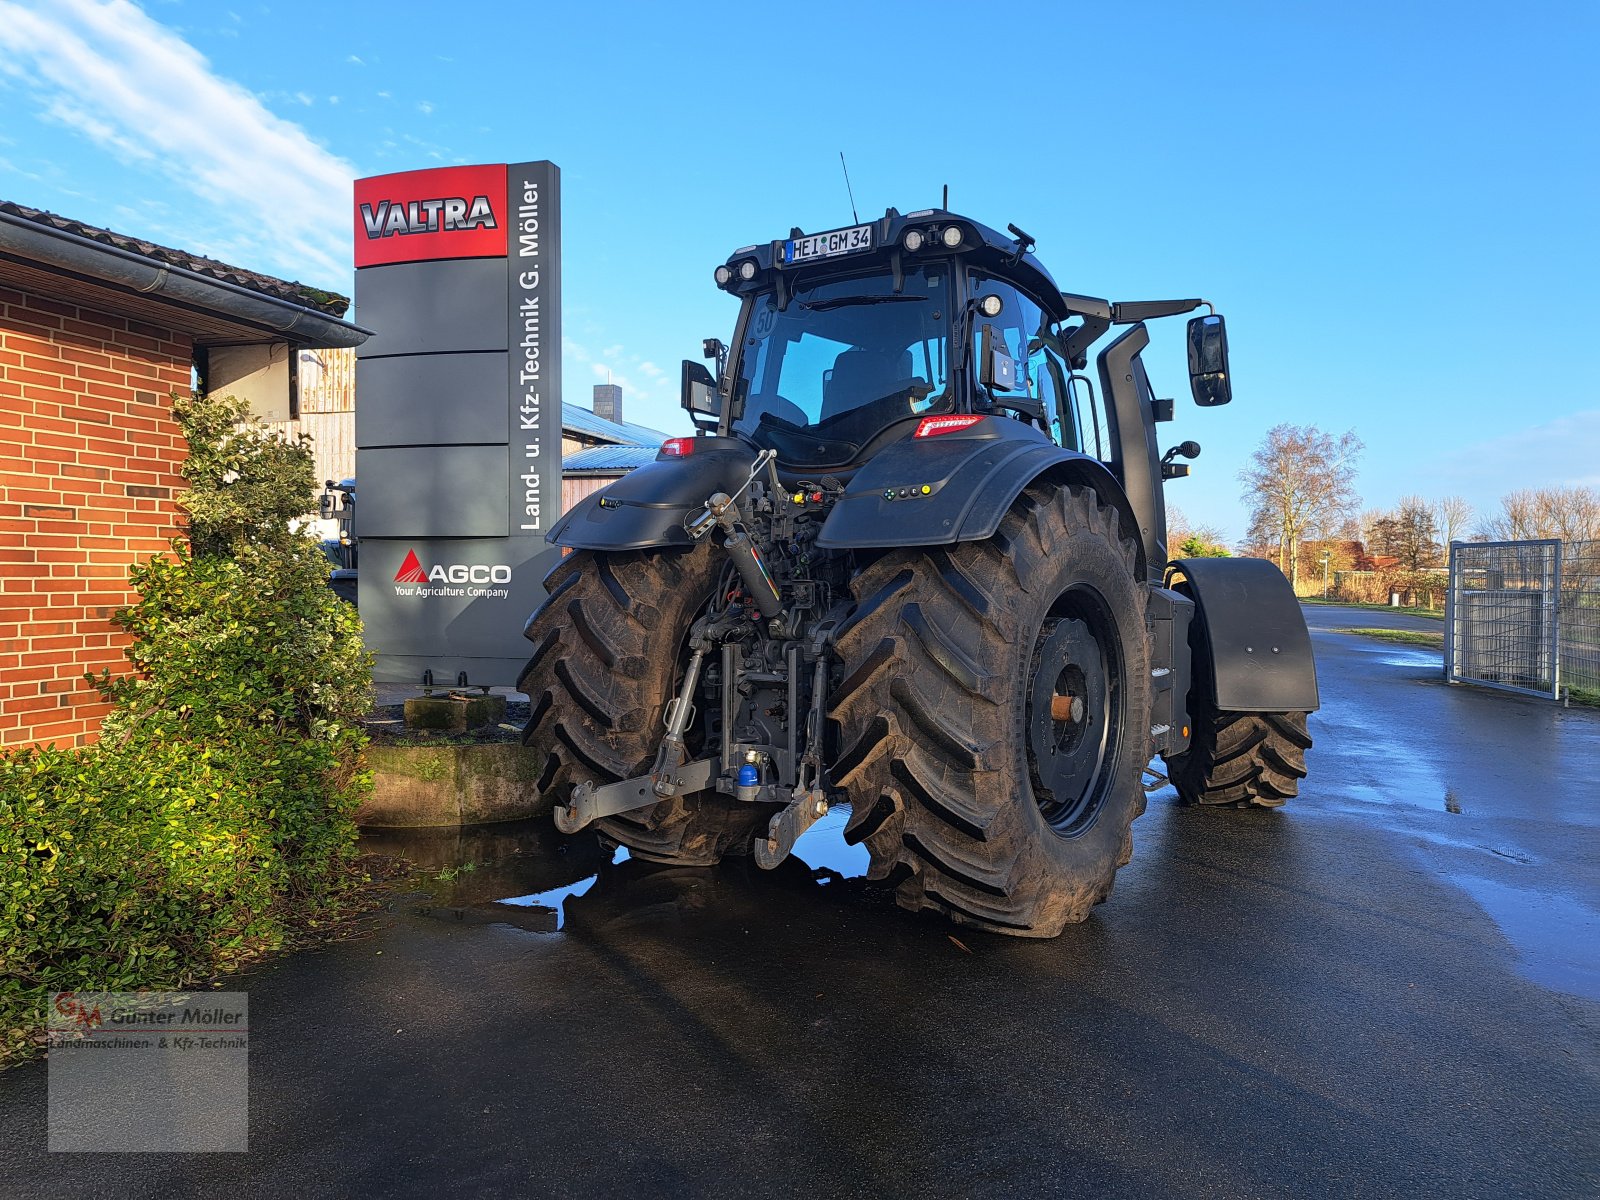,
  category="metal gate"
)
[1559,539,1600,697]
[1445,540,1560,699]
